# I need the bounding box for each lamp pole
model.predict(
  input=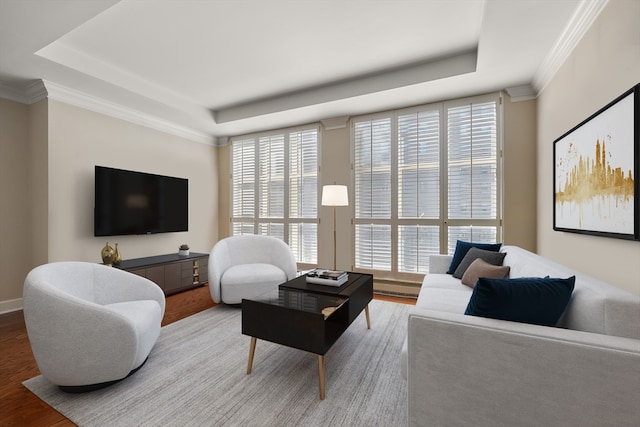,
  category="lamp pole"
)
[332,204,337,270]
